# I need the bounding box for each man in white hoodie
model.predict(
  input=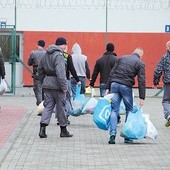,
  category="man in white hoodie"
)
[70,43,90,99]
